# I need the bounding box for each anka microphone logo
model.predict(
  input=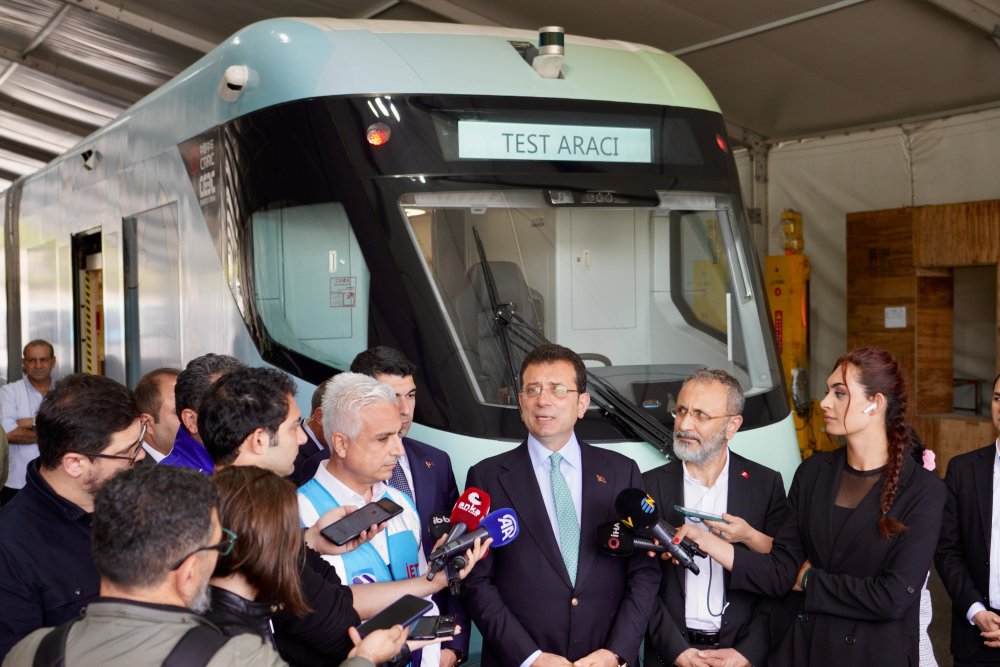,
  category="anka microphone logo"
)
[641,495,656,514]
[458,492,484,517]
[498,513,518,541]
